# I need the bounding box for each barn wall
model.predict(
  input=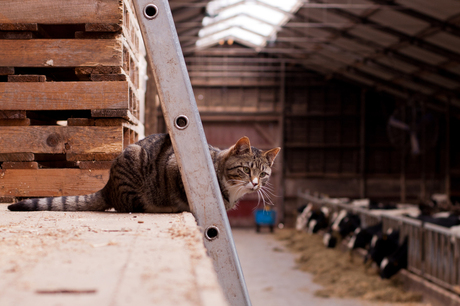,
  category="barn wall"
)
[283,75,450,227]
